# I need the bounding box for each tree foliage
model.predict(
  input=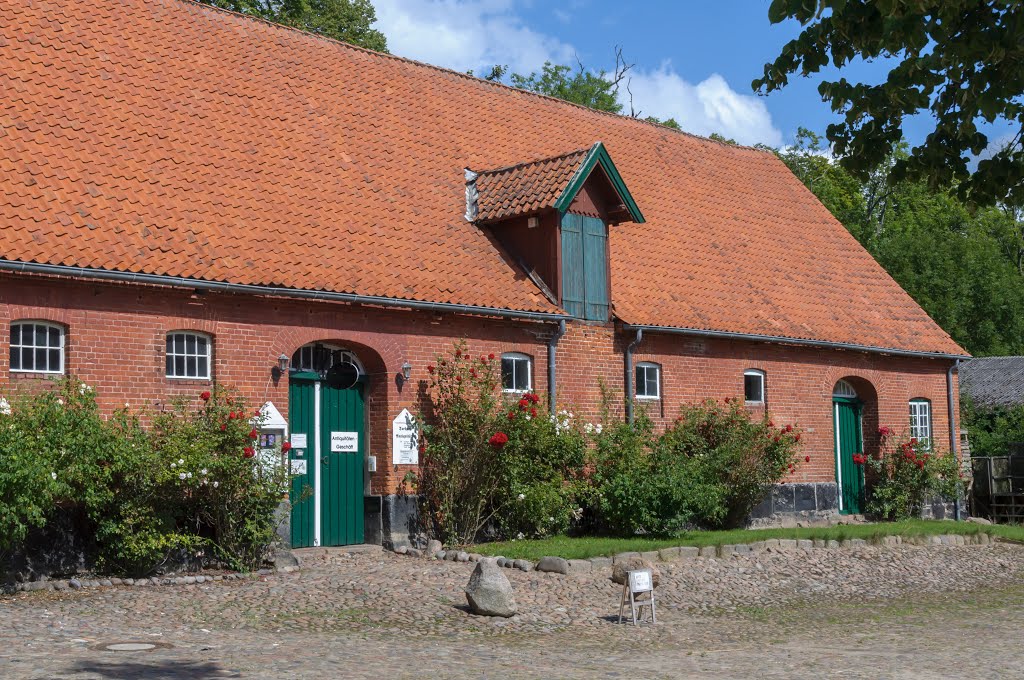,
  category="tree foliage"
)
[777,129,1024,356]
[754,0,1024,208]
[197,0,387,51]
